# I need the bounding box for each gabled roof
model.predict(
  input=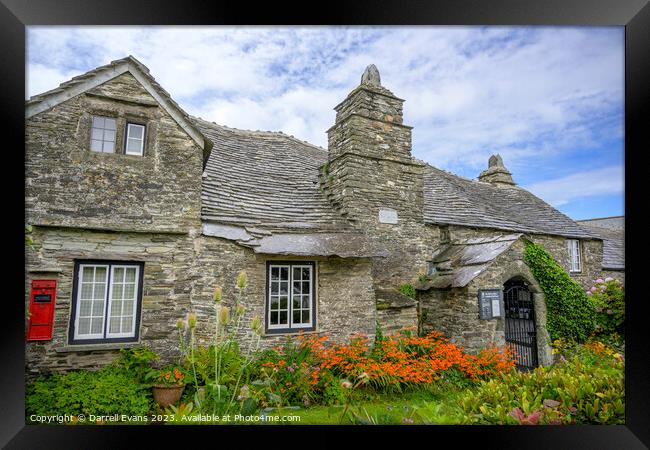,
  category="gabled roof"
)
[417,234,523,289]
[26,56,212,166]
[423,166,595,239]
